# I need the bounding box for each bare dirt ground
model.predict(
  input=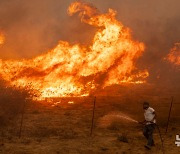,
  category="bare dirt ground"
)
[0,89,180,154]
